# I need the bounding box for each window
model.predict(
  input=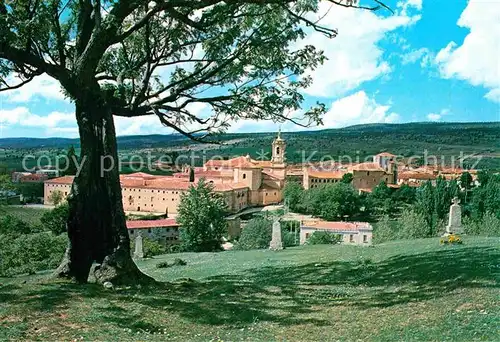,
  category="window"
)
[367,172,370,176]
[363,235,368,243]
[242,173,246,179]
[349,234,354,243]
[276,146,280,155]
[148,229,152,233]
[130,230,134,234]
